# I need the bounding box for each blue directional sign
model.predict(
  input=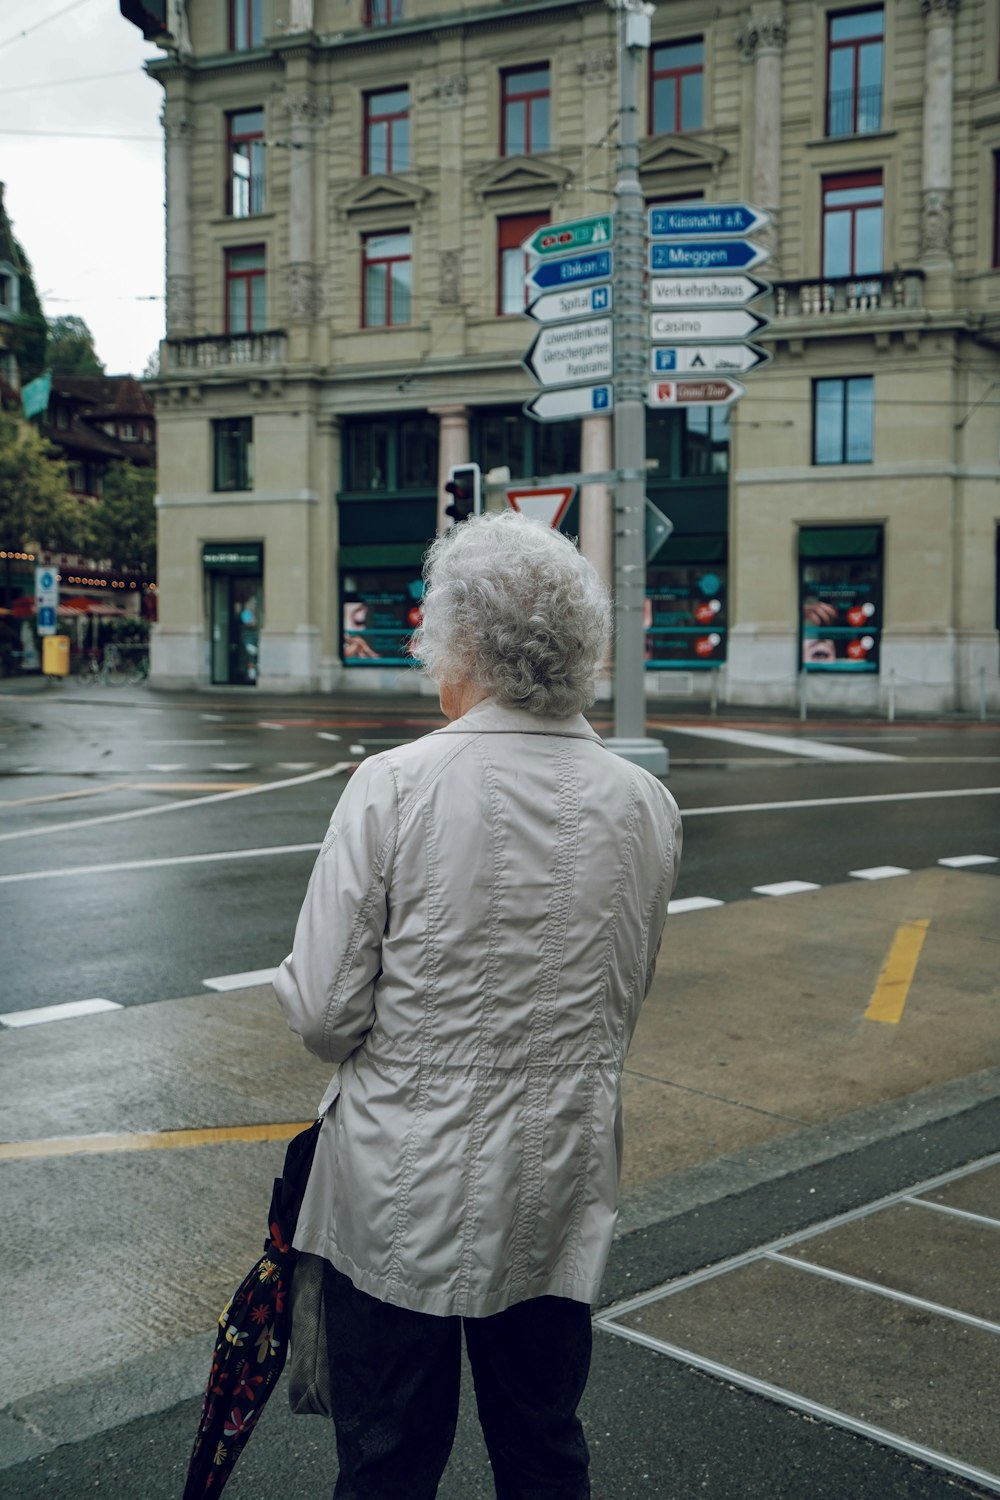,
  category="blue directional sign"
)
[527,249,613,295]
[648,239,770,274]
[648,203,771,239]
[38,605,56,631]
